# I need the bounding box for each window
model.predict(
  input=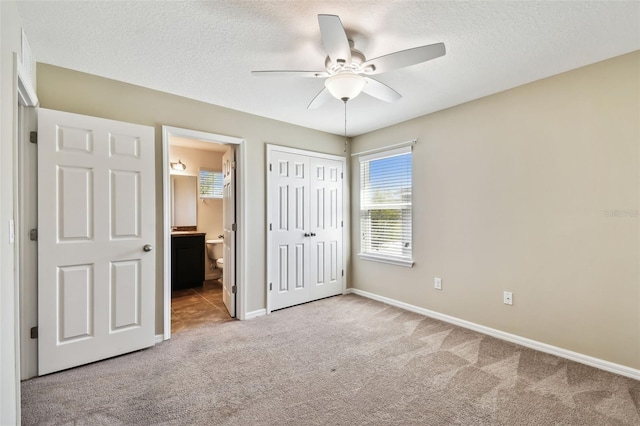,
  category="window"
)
[199,169,223,199]
[359,146,413,267]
